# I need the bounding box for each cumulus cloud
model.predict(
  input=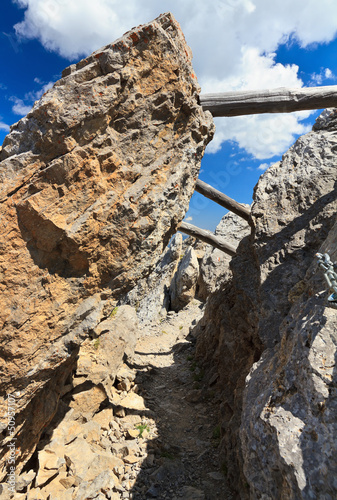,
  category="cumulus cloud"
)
[199,48,302,94]
[10,80,54,116]
[257,162,271,171]
[10,97,32,116]
[202,48,313,158]
[0,121,10,132]
[13,0,337,68]
[207,112,312,158]
[11,0,337,158]
[310,67,336,86]
[31,80,54,99]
